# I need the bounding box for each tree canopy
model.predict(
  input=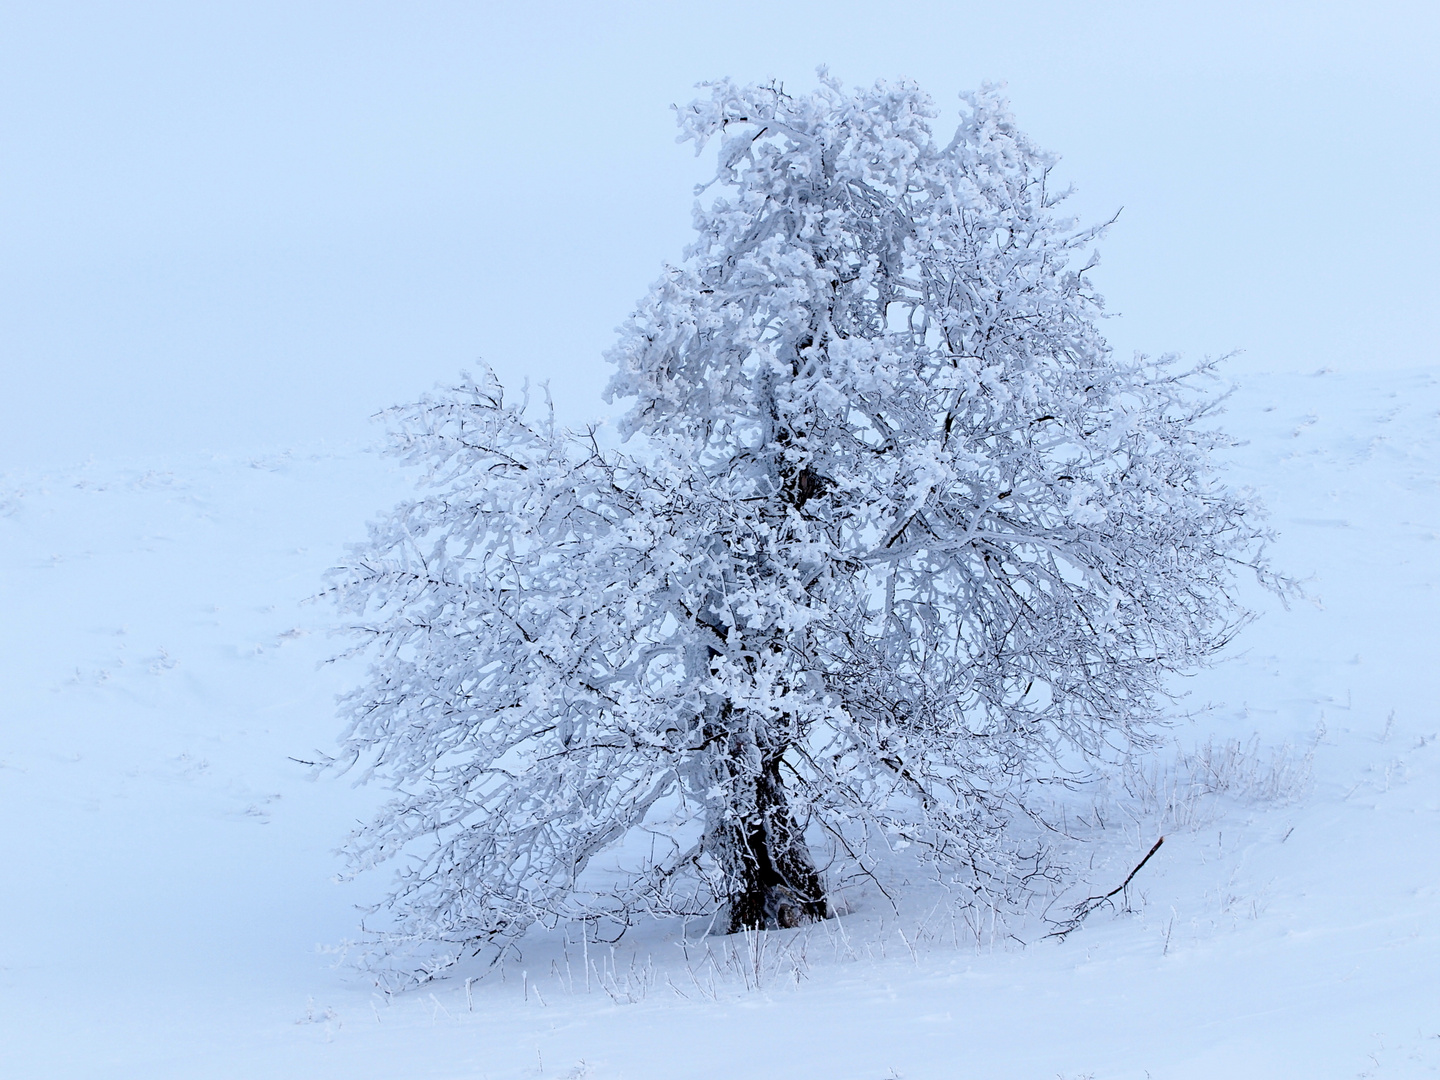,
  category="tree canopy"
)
[327,74,1278,985]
